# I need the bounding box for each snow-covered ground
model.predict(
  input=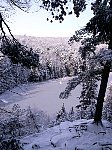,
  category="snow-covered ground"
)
[21,119,112,150]
[0,77,81,116]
